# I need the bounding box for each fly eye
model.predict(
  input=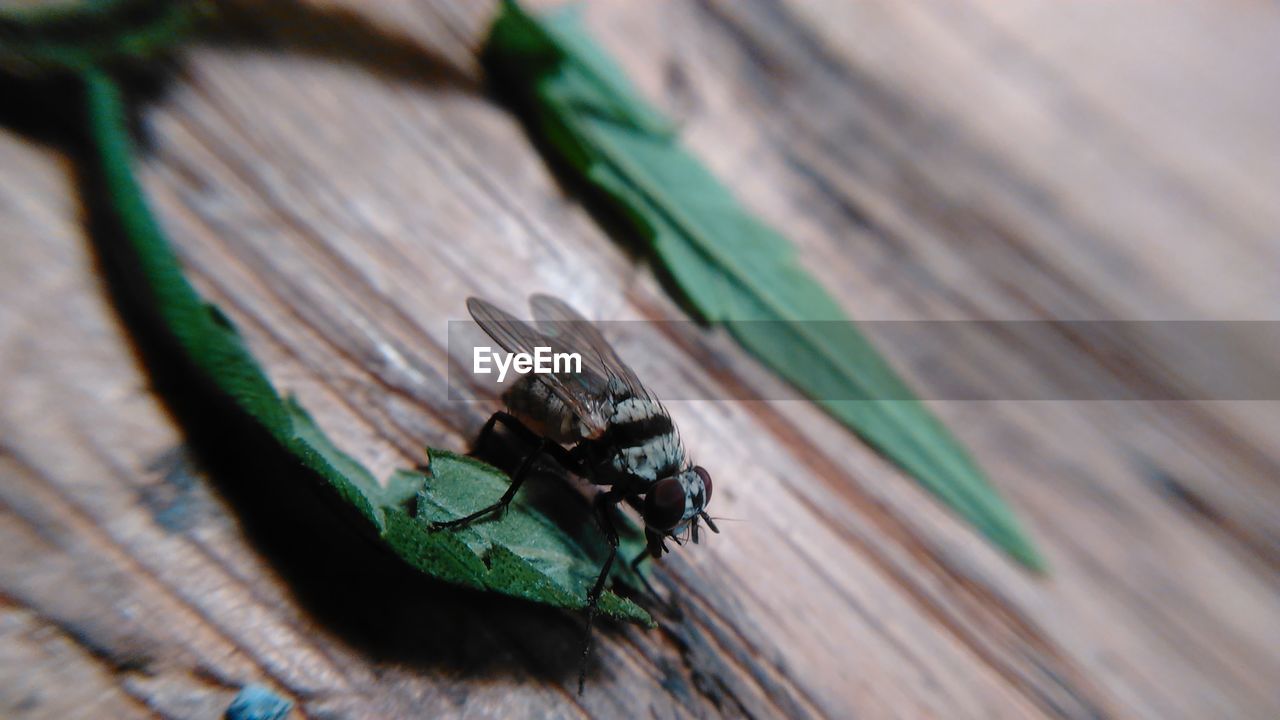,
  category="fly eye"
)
[694,466,712,504]
[643,477,686,531]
